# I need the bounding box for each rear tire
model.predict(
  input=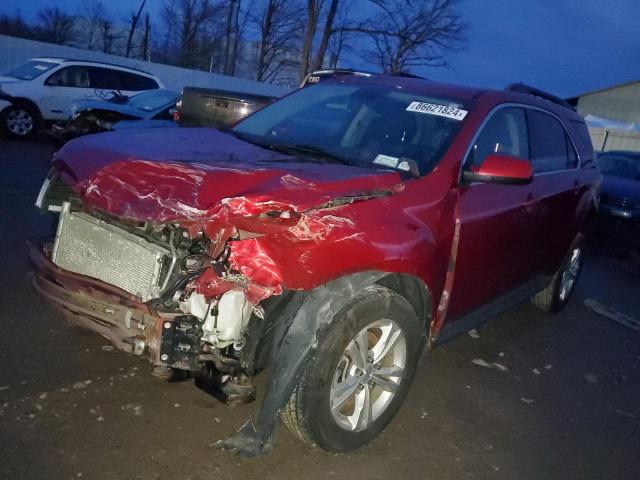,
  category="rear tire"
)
[2,104,40,139]
[532,241,584,312]
[281,285,423,452]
